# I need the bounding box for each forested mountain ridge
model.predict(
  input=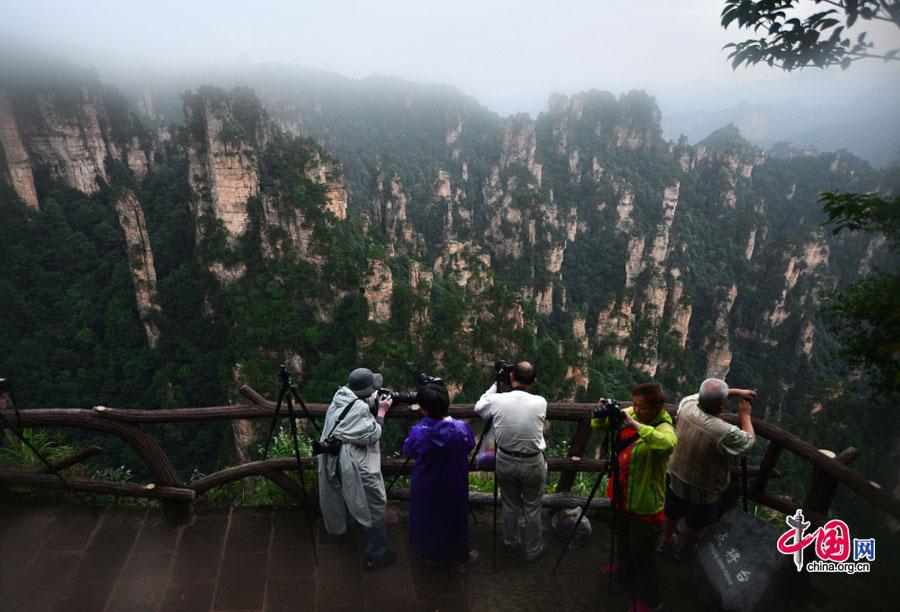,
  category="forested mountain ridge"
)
[0,66,894,444]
